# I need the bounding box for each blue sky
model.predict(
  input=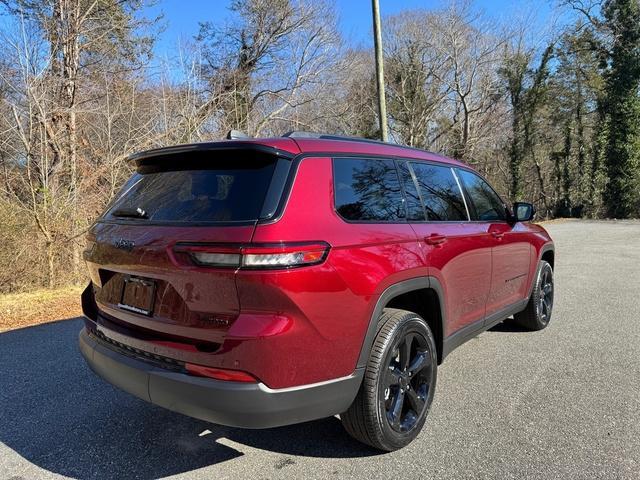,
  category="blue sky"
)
[144,0,556,59]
